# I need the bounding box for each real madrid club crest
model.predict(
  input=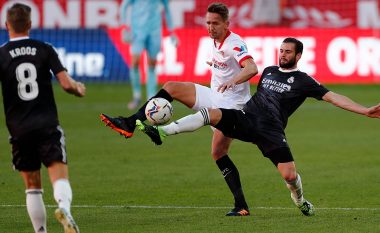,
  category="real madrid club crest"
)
[287,76,294,83]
